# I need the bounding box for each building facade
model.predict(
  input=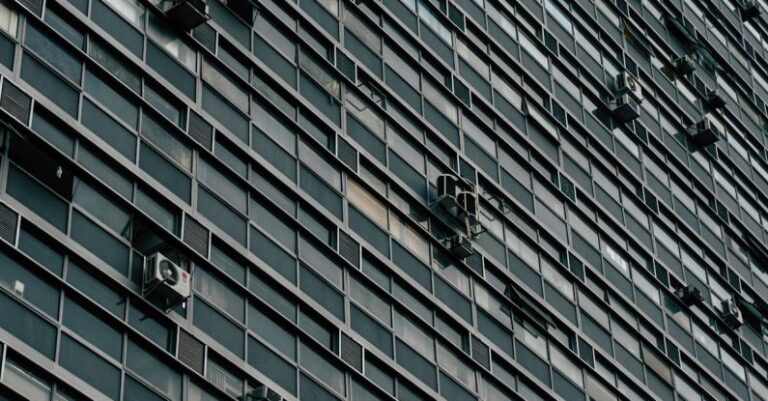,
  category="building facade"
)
[1,0,768,400]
